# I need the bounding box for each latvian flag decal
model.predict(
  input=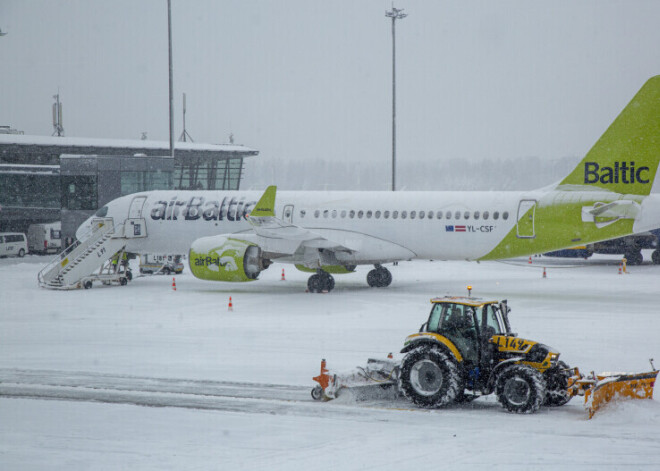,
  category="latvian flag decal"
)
[446,225,466,232]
